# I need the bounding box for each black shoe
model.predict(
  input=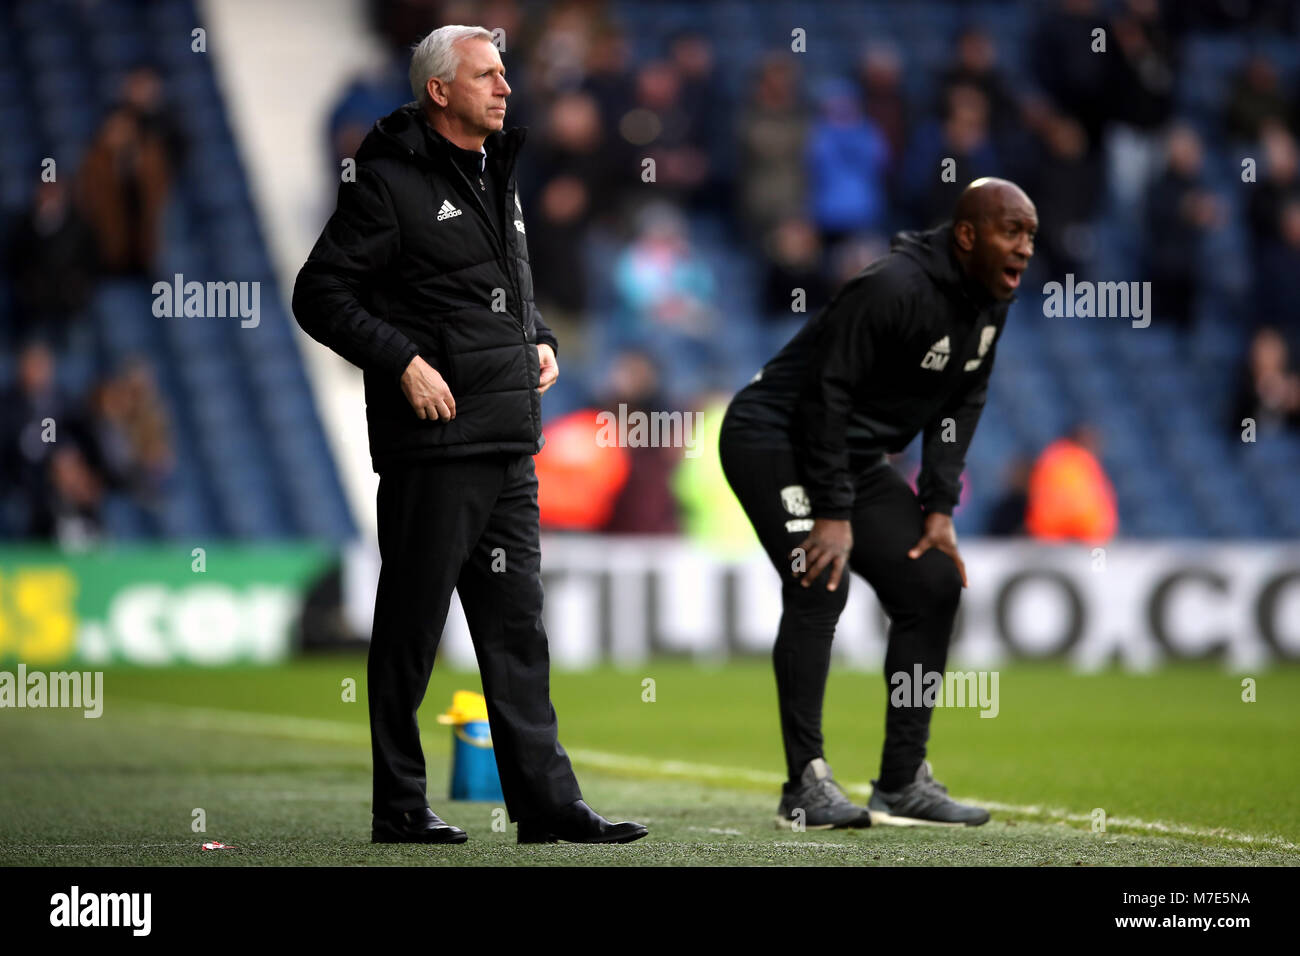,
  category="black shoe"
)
[371,807,468,844]
[868,761,990,827]
[517,799,648,845]
[775,758,873,829]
